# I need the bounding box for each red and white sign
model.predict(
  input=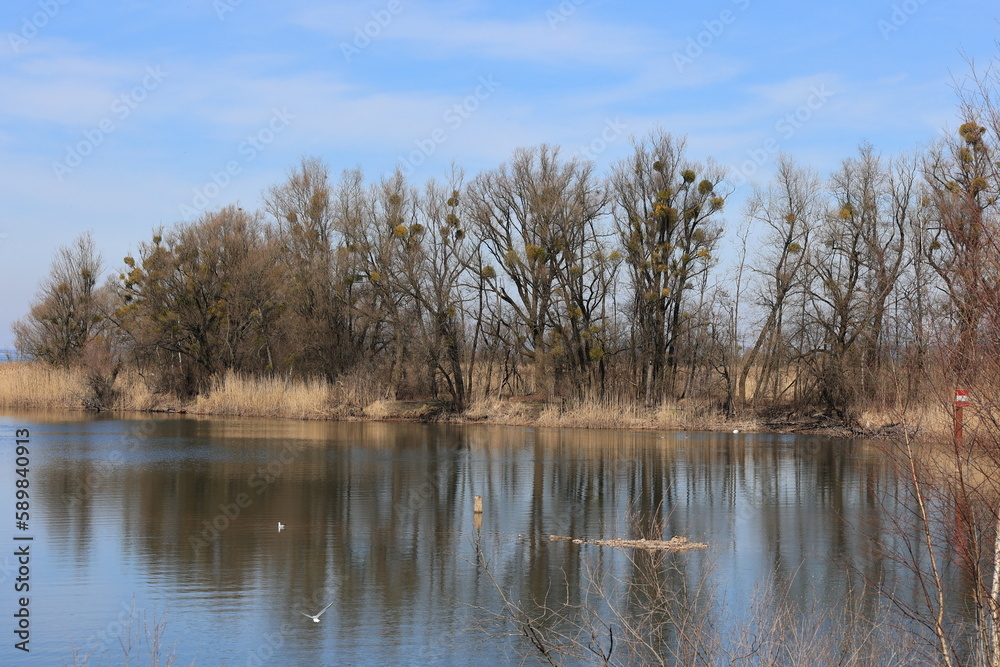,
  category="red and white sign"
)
[956,390,970,406]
